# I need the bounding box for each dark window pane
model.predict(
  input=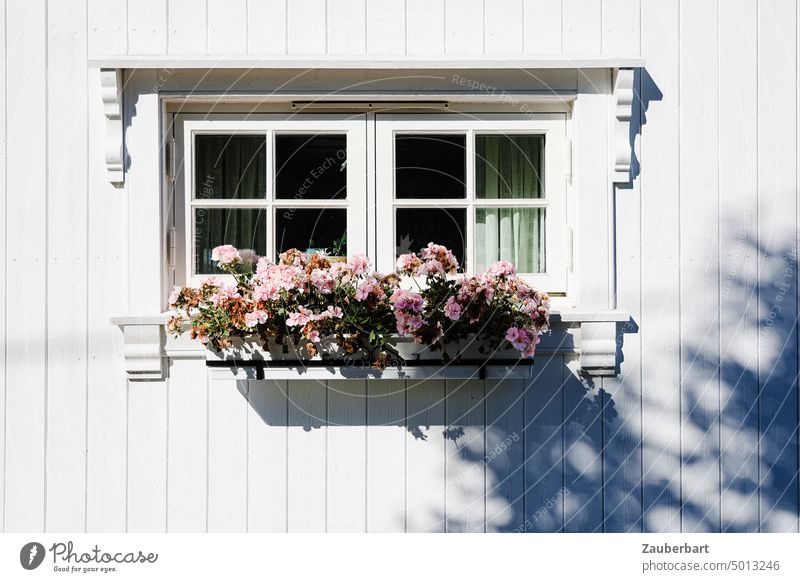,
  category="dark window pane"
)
[195,208,266,274]
[195,135,266,200]
[396,208,466,267]
[395,134,466,199]
[476,207,545,273]
[275,135,347,200]
[275,208,347,257]
[476,134,544,199]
